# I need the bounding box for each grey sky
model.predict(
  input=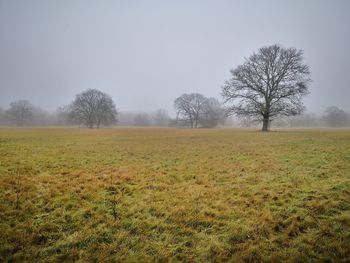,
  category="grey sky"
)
[0,0,349,115]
